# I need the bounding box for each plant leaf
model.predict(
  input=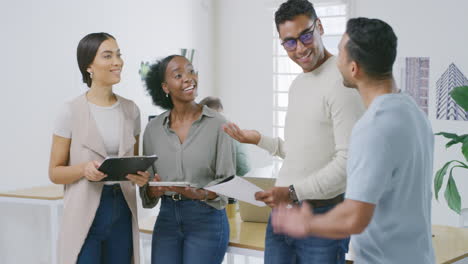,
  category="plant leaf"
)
[450,86,468,112]
[444,174,461,215]
[446,139,459,148]
[453,160,468,168]
[435,132,460,140]
[445,134,468,148]
[434,161,453,200]
[462,137,468,162]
